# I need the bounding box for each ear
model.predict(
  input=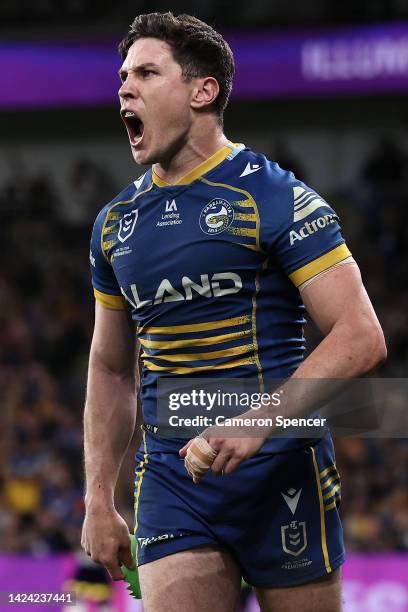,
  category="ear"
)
[190,76,220,110]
